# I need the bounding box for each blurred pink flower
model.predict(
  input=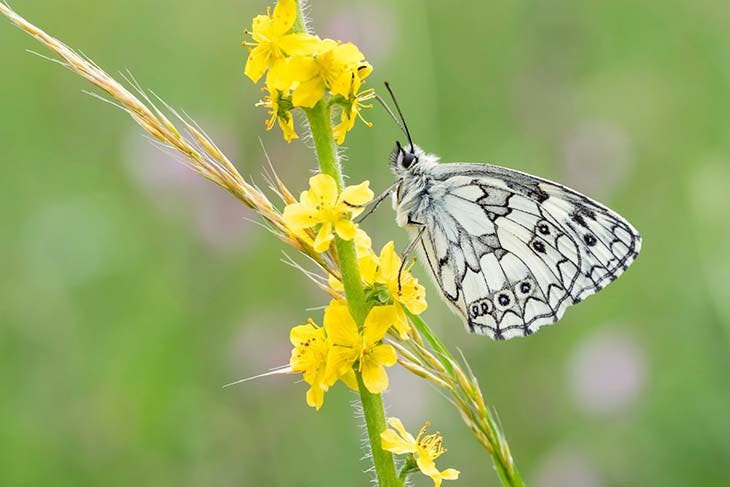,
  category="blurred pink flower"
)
[569,328,647,415]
